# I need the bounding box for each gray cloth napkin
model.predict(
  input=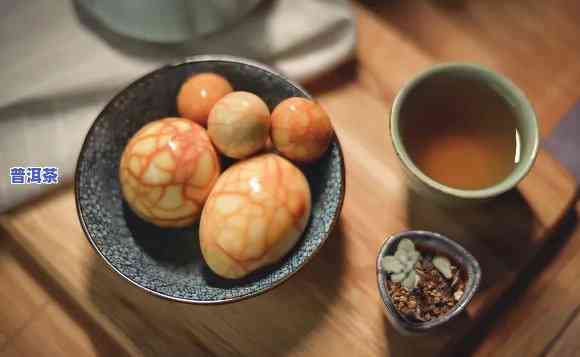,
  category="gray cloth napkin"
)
[0,0,355,212]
